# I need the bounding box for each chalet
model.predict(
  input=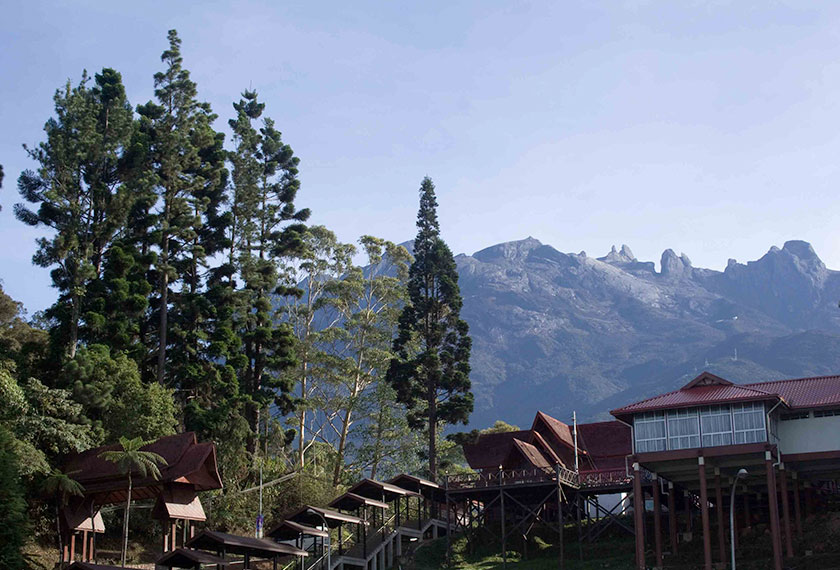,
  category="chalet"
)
[611,371,840,570]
